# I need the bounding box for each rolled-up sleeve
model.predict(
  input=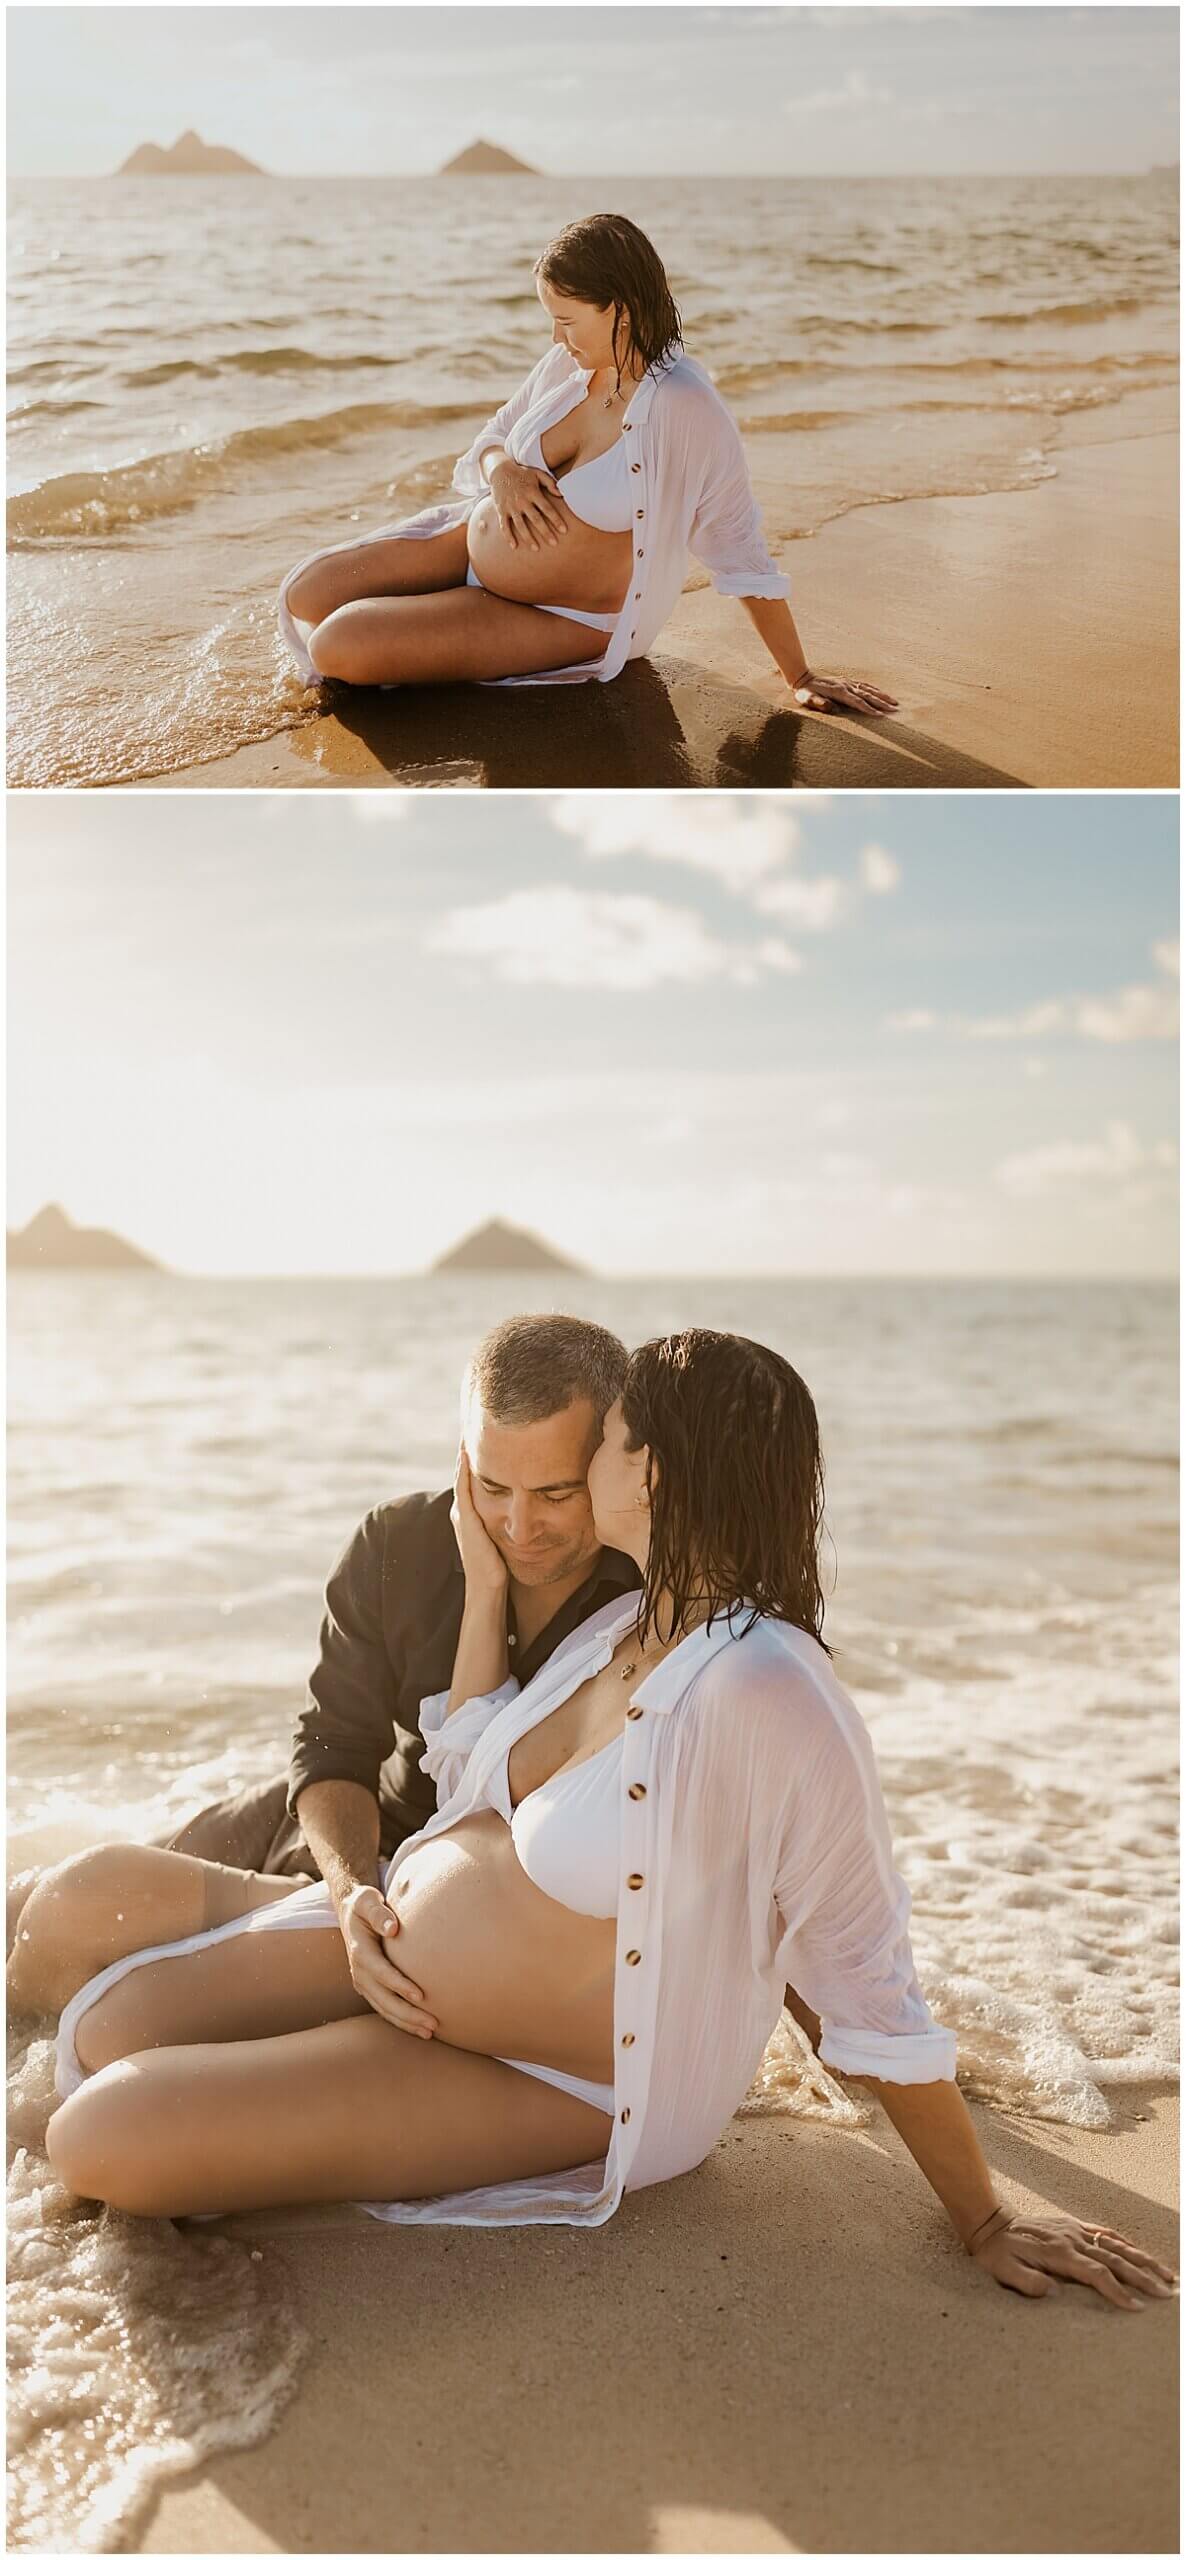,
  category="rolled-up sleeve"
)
[418,1680,520,1813]
[687,402,791,601]
[287,1510,400,1815]
[773,1687,957,2085]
